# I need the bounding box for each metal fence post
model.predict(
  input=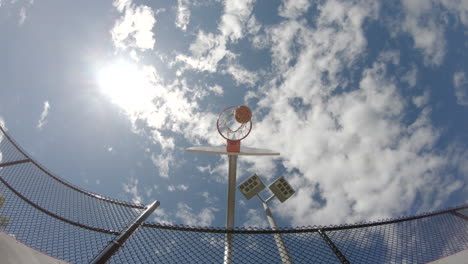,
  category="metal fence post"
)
[450,211,468,221]
[318,229,349,264]
[90,200,160,264]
